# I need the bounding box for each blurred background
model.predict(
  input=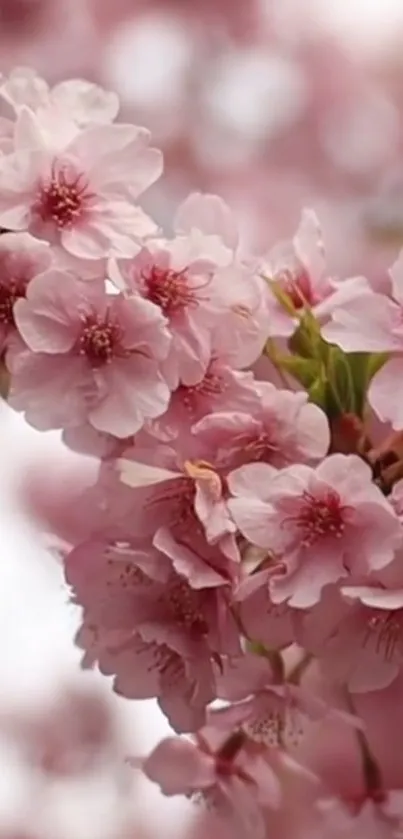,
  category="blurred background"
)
[2,0,403,836]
